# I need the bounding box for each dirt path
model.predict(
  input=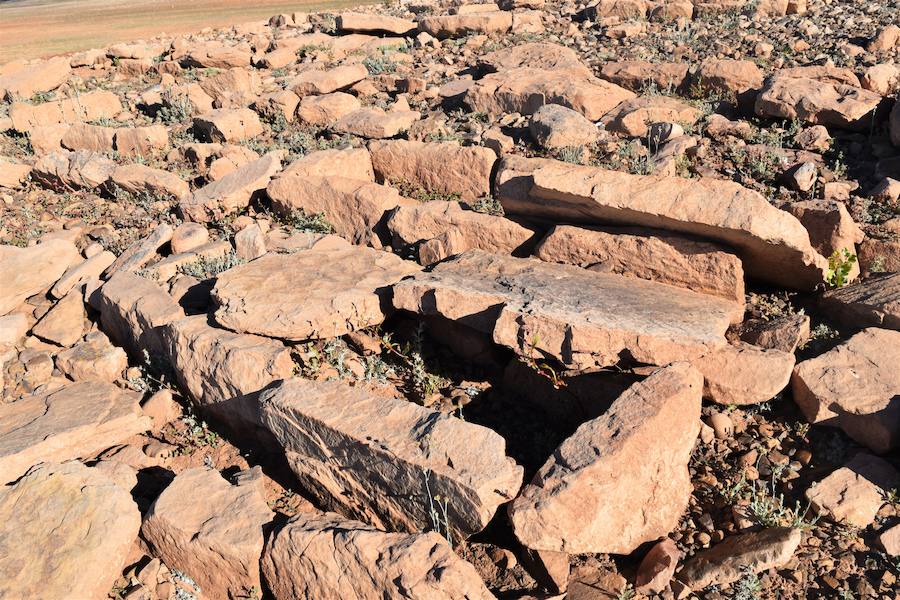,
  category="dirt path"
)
[0,0,366,63]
